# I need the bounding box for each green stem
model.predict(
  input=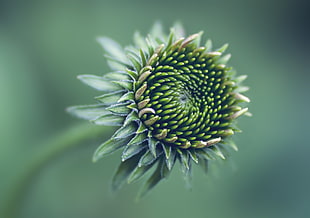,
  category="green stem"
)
[3,123,108,218]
